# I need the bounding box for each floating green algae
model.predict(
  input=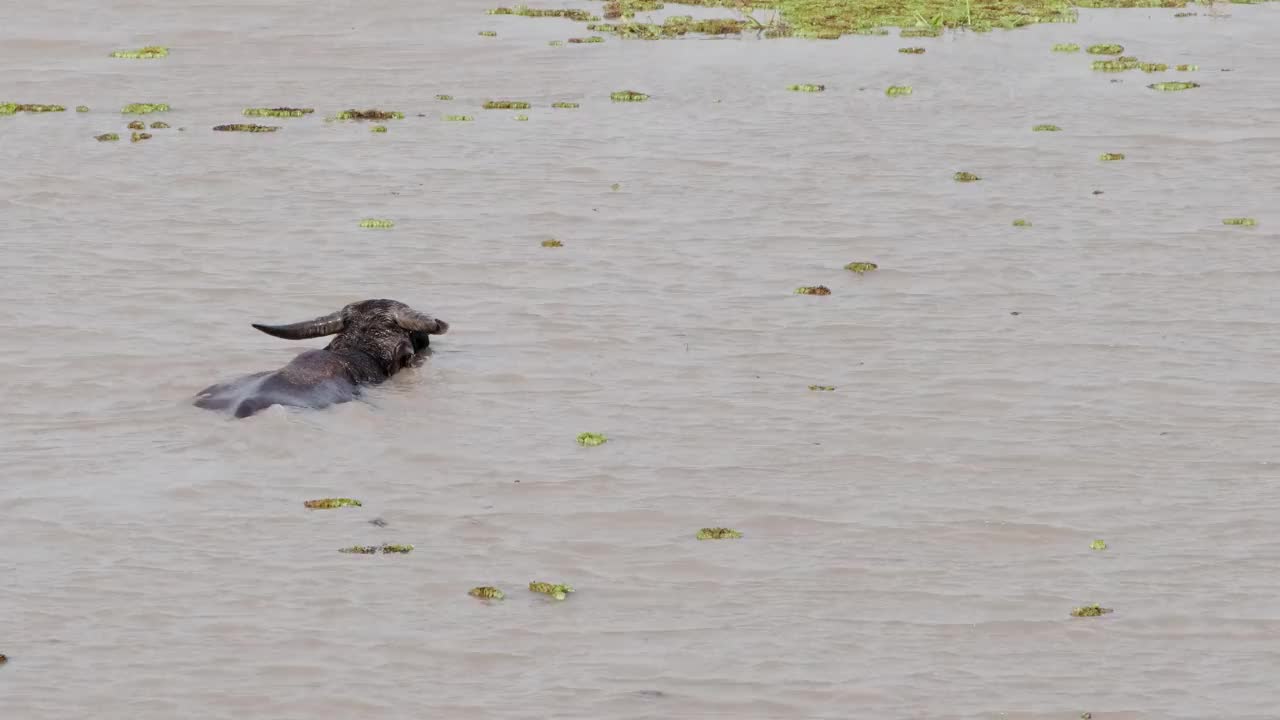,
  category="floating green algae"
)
[110,45,169,59]
[577,432,607,446]
[697,527,743,540]
[469,586,505,600]
[787,84,825,92]
[130,131,152,142]
[1100,152,1125,161]
[213,123,278,132]
[0,103,66,114]
[794,285,832,295]
[900,26,941,37]
[76,105,89,112]
[1071,603,1113,617]
[1052,43,1080,52]
[150,121,169,129]
[336,108,404,120]
[304,498,362,509]
[371,125,387,132]
[95,133,120,142]
[1032,124,1061,131]
[1090,539,1107,550]
[483,100,531,109]
[1223,217,1257,226]
[550,39,566,45]
[844,261,878,274]
[360,219,395,229]
[479,30,498,36]
[898,46,926,53]
[1013,219,1032,227]
[611,89,649,101]
[514,114,529,121]
[1087,43,1124,54]
[1138,62,1168,72]
[121,103,168,114]
[808,385,836,391]
[1176,64,1198,71]
[541,239,563,247]
[953,171,980,182]
[435,94,454,101]
[1149,81,1199,91]
[444,114,474,121]
[885,85,913,96]
[568,36,605,43]
[340,543,414,555]
[611,183,621,191]
[1092,56,1139,71]
[243,107,314,117]
[488,6,595,21]
[529,581,574,600]
[551,102,579,109]
[127,120,145,130]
